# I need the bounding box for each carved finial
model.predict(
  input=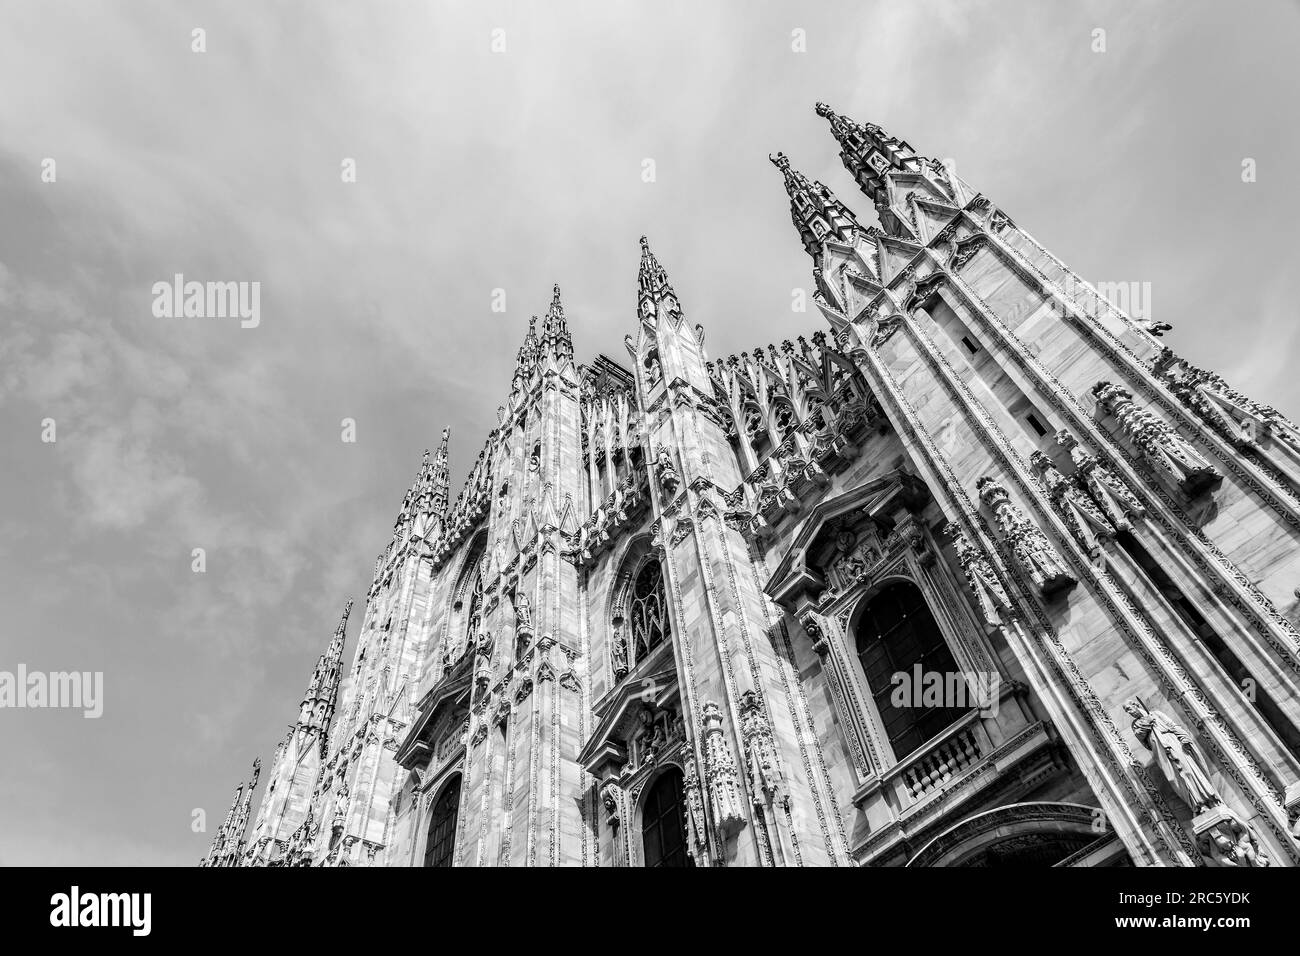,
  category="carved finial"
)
[814,101,832,117]
[769,151,791,172]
